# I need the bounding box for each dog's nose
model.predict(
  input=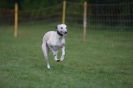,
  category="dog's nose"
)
[65,31,67,34]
